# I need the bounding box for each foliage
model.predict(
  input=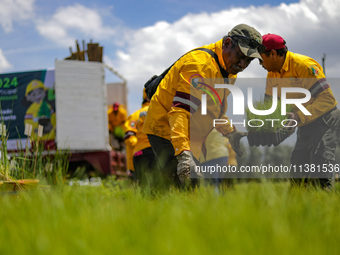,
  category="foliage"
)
[0,124,69,186]
[245,98,292,133]
[1,181,340,255]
